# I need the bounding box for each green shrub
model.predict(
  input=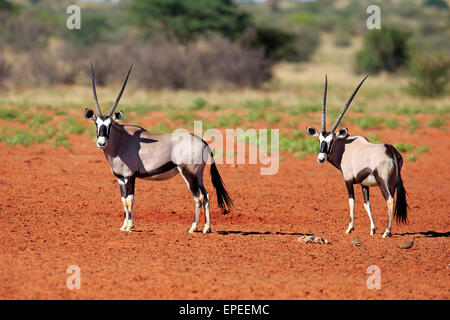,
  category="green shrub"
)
[409,53,450,97]
[356,26,411,74]
[358,115,383,129]
[385,117,400,129]
[415,146,430,154]
[28,114,51,127]
[52,134,71,148]
[407,117,420,133]
[241,24,319,62]
[395,142,415,152]
[64,118,85,135]
[129,0,249,42]
[0,109,18,120]
[188,98,207,111]
[427,117,447,128]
